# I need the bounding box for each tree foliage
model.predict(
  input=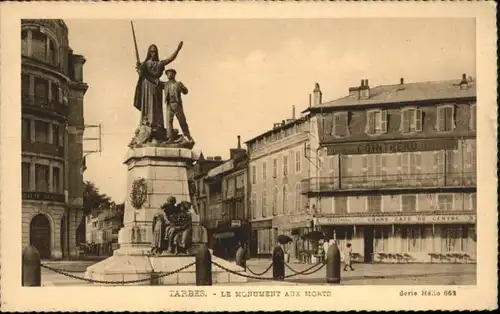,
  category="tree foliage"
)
[83,180,112,217]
